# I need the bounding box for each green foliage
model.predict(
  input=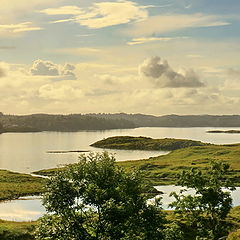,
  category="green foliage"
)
[91,136,208,151]
[170,161,235,240]
[0,170,45,201]
[0,220,36,240]
[35,152,166,240]
[117,144,240,186]
[227,229,240,240]
[35,143,240,187]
